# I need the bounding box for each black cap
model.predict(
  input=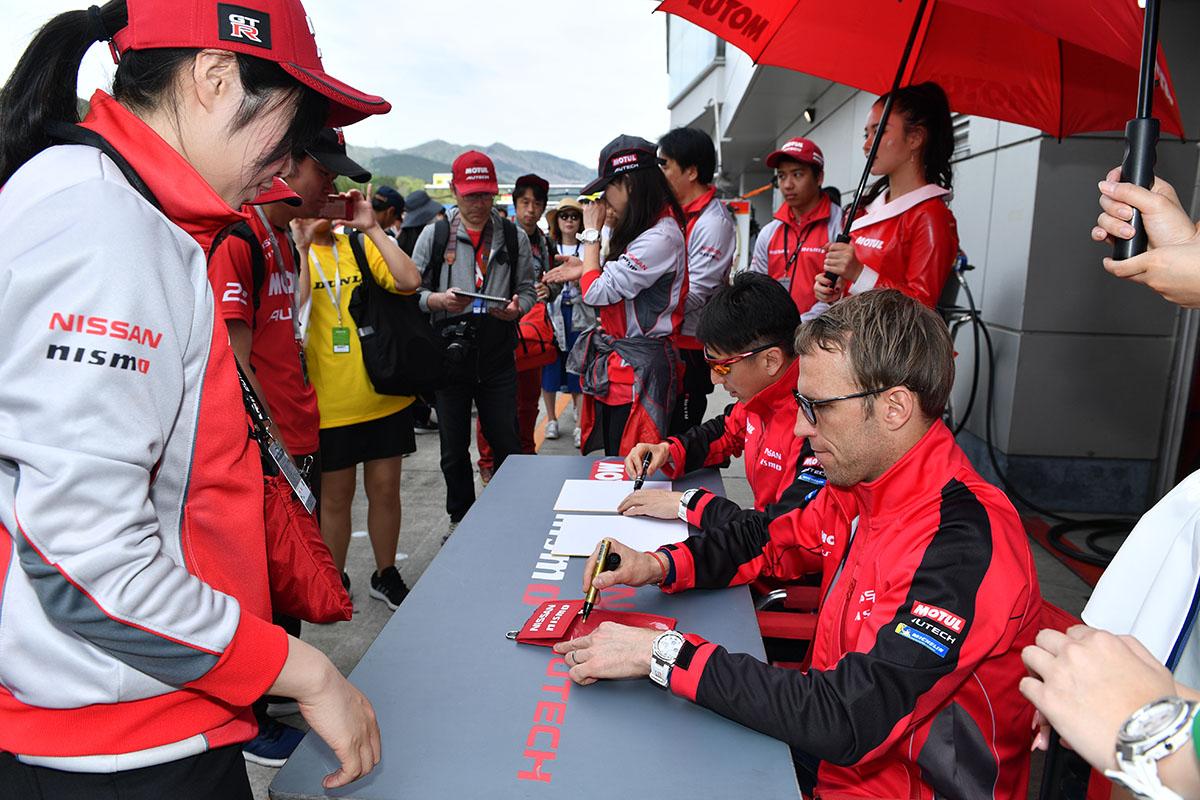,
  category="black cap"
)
[306,127,371,183]
[514,173,550,195]
[581,134,658,196]
[401,190,443,229]
[372,186,405,213]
